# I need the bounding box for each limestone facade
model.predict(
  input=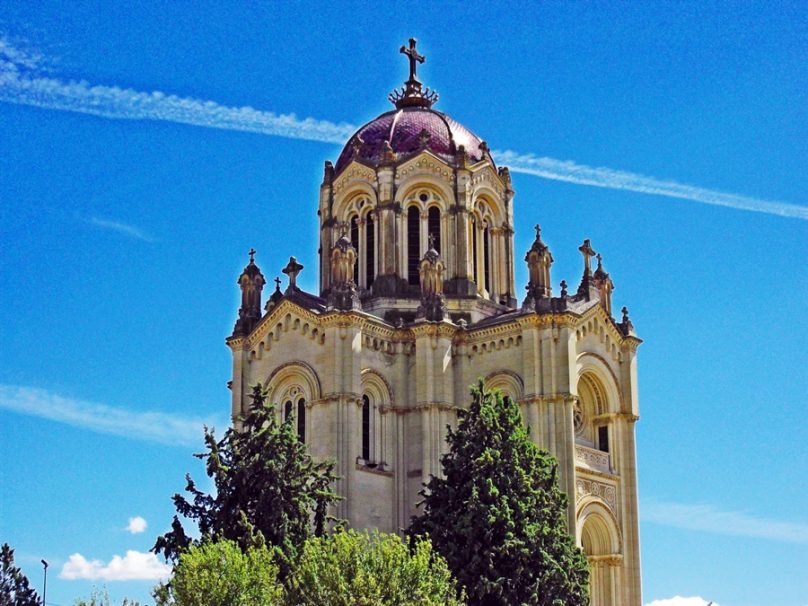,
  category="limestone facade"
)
[226,41,642,606]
